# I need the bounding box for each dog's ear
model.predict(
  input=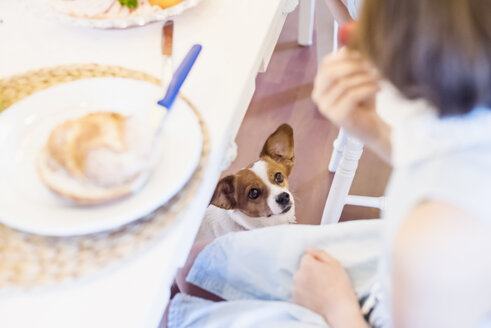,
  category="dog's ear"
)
[210,175,237,209]
[260,124,295,175]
